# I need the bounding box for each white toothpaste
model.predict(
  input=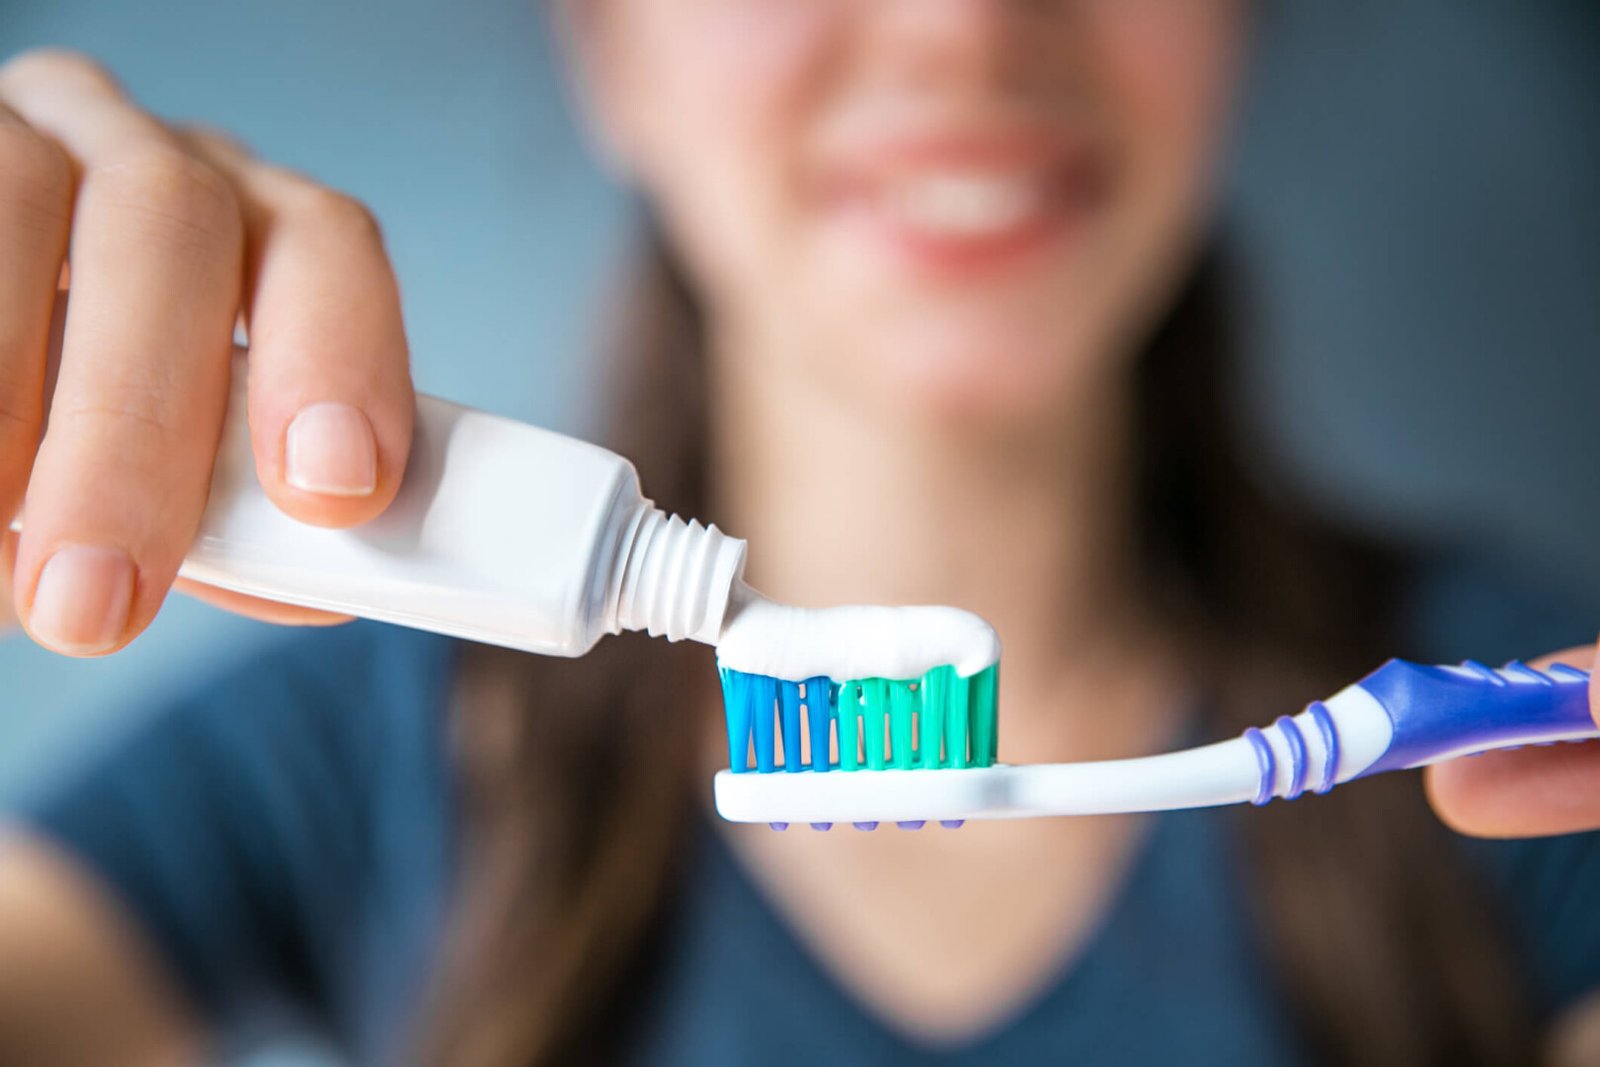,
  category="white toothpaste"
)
[715,582,1000,681]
